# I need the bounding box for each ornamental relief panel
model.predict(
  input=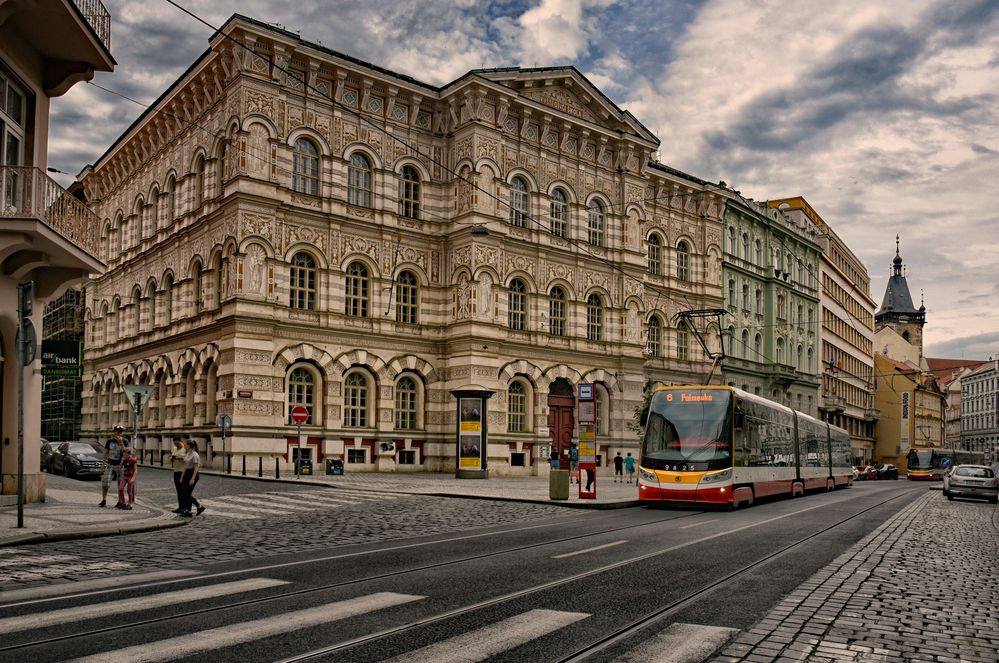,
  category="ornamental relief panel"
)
[236,350,271,364]
[506,254,537,280]
[452,245,472,271]
[520,88,597,123]
[473,245,501,272]
[583,270,611,296]
[546,262,575,286]
[286,224,328,257]
[240,212,276,246]
[341,236,379,263]
[476,137,499,164]
[455,136,473,164]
